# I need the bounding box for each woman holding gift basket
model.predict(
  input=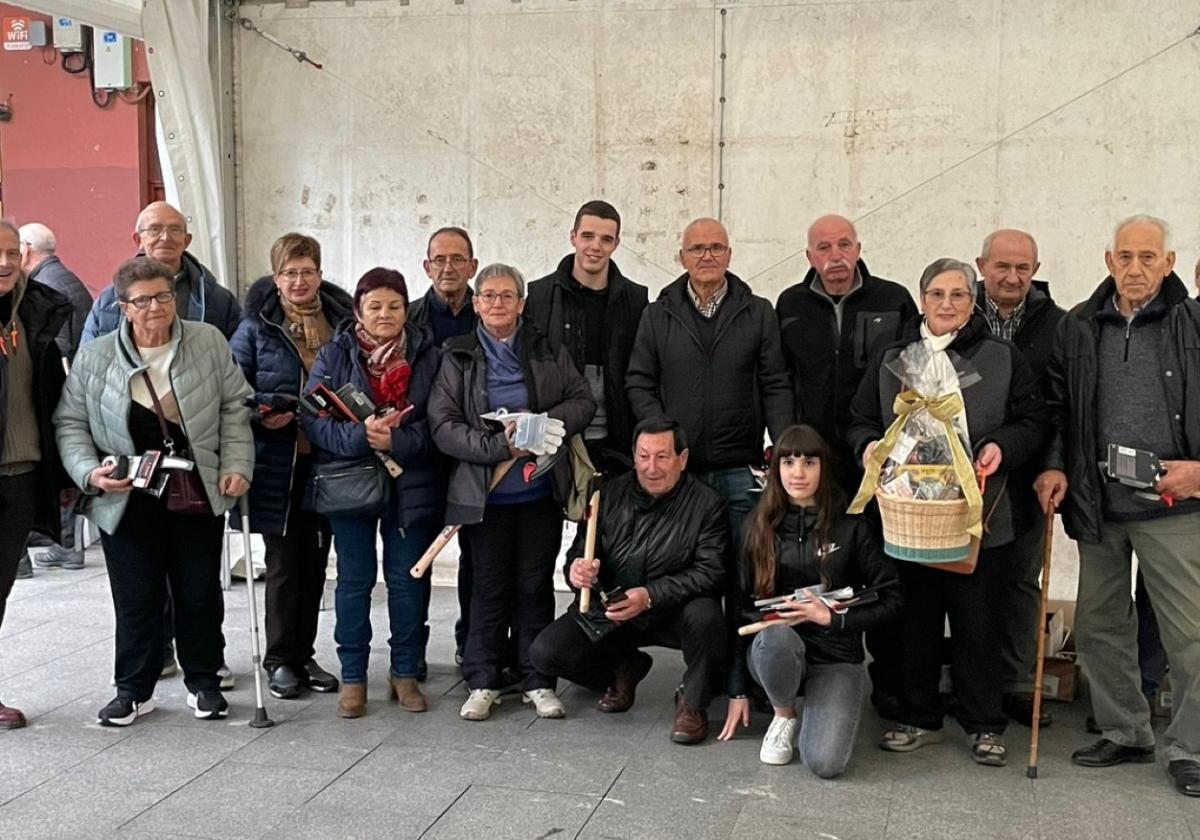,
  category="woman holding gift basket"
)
[847,257,1048,767]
